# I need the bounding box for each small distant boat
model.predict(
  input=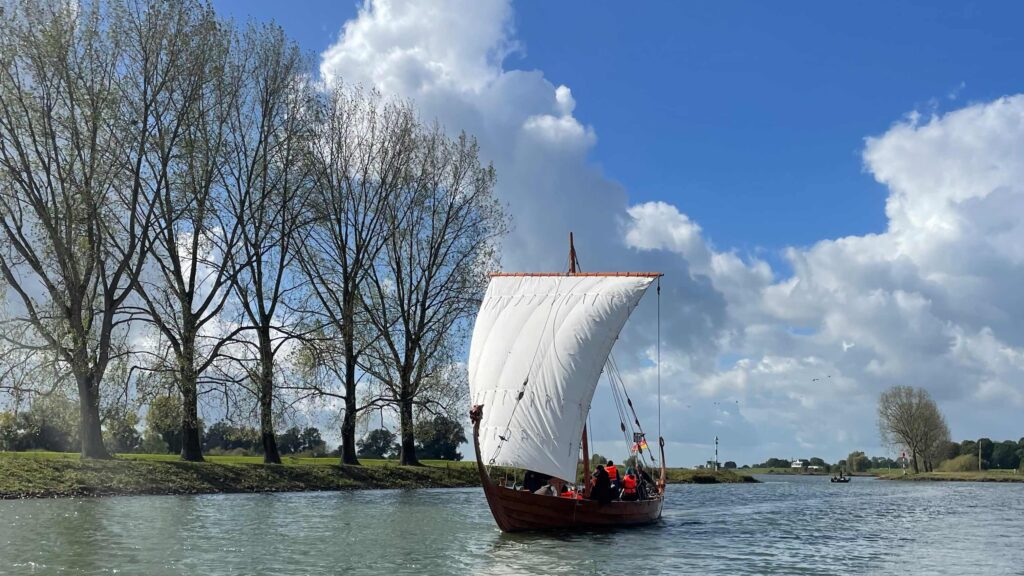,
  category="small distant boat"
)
[467,234,666,532]
[830,473,851,483]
